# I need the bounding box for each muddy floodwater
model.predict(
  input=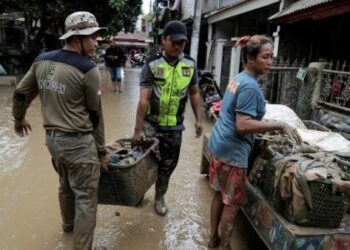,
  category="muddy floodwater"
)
[0,67,266,250]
